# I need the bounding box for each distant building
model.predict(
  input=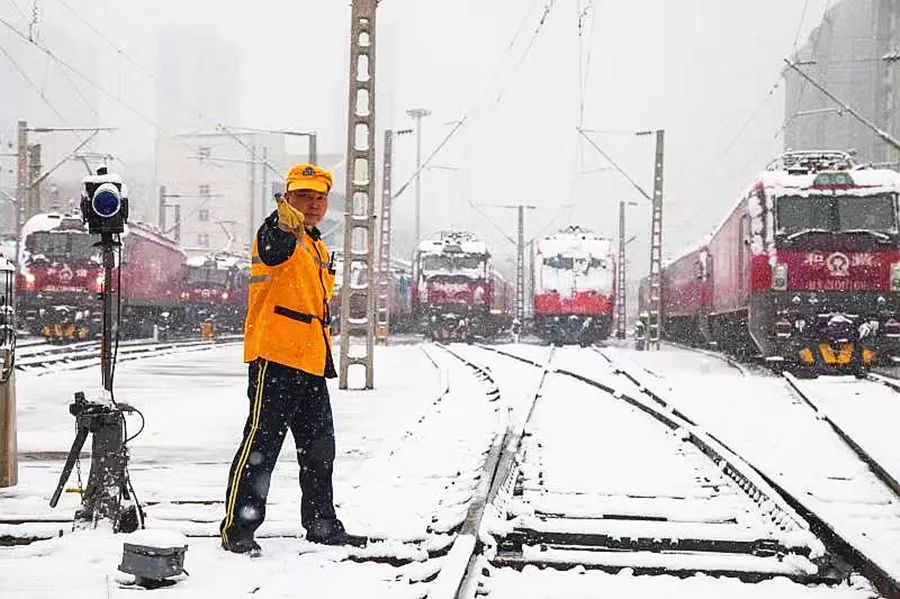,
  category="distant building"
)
[784,0,900,166]
[155,130,288,255]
